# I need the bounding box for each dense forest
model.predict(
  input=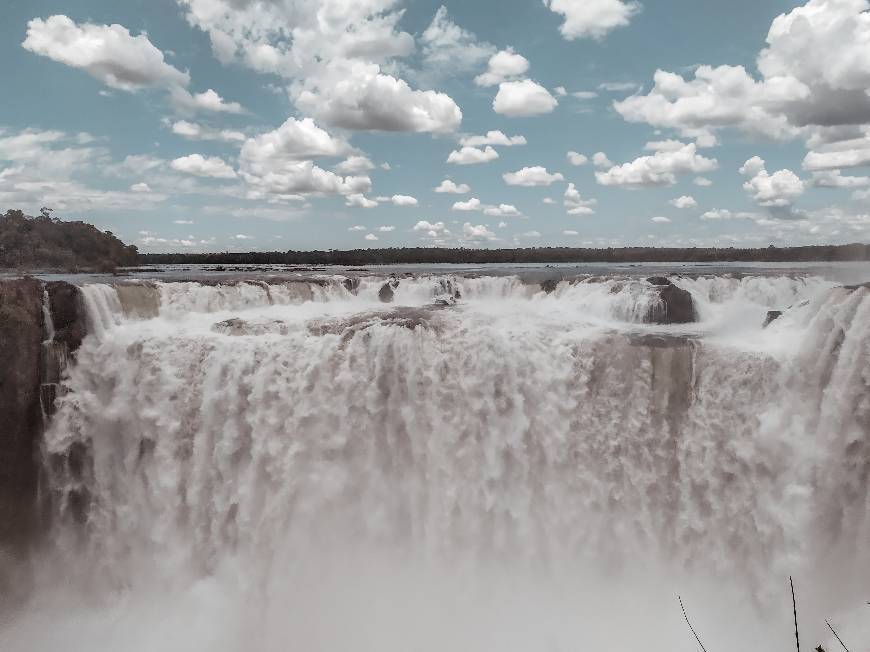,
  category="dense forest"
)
[0,209,139,271]
[142,243,870,266]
